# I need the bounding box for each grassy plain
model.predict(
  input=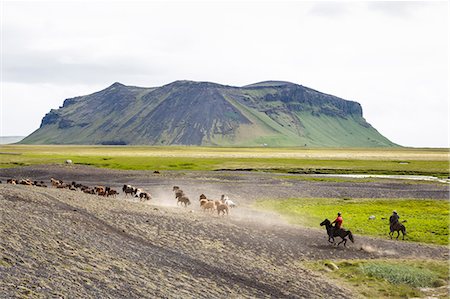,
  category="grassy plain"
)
[255,198,449,245]
[0,145,448,177]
